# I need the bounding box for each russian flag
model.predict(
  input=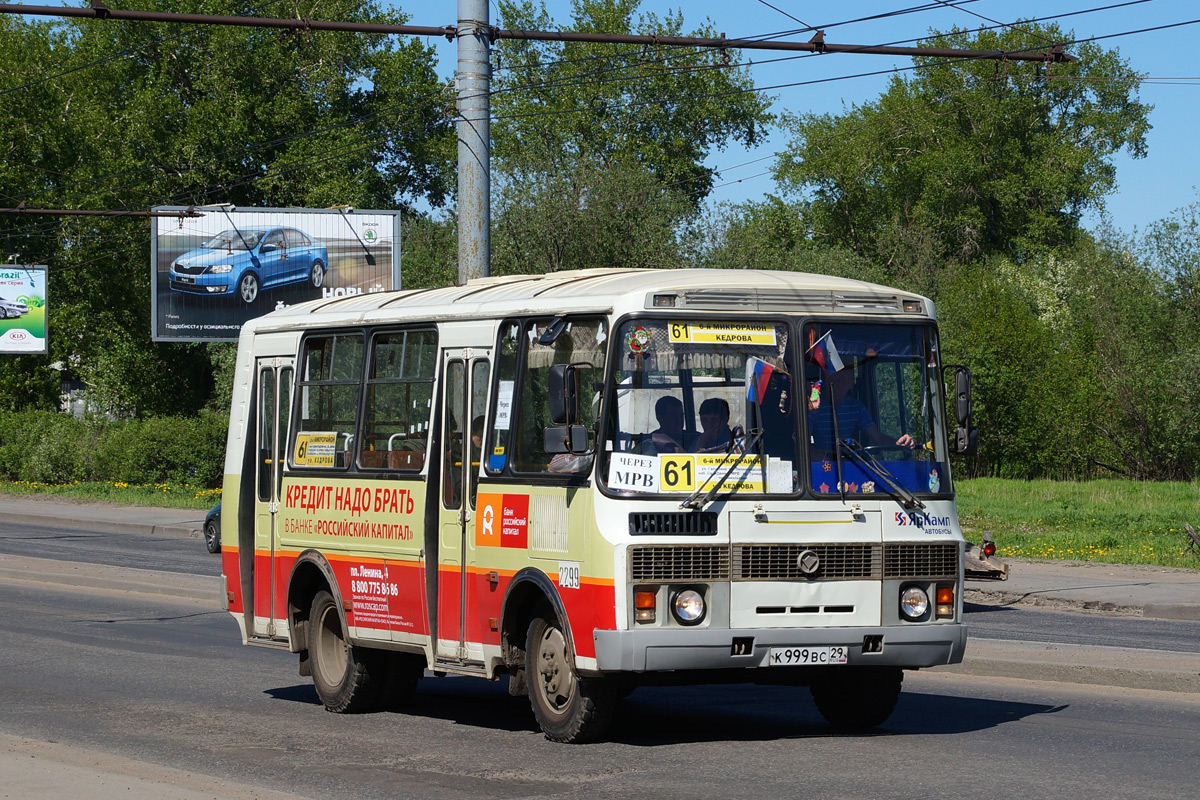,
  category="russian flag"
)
[746,357,775,404]
[810,331,844,375]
